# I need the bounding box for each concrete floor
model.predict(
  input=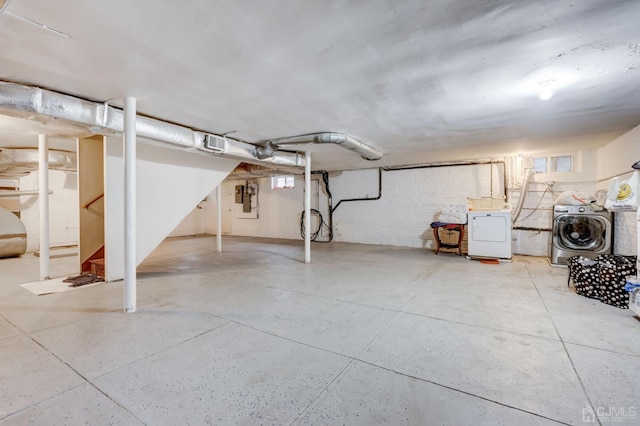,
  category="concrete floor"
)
[0,236,638,425]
